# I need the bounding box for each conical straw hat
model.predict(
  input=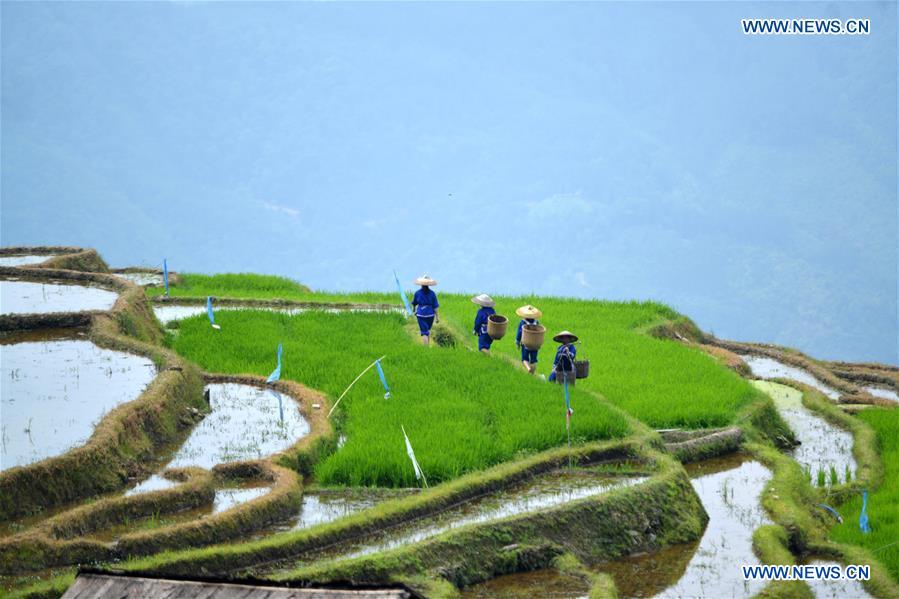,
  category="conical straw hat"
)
[414,274,437,286]
[515,304,542,319]
[552,330,579,344]
[471,294,495,307]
